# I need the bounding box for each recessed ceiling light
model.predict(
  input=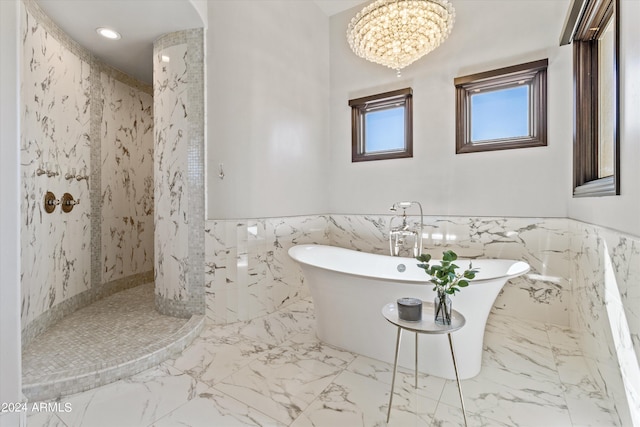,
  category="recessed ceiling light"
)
[96,27,121,40]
